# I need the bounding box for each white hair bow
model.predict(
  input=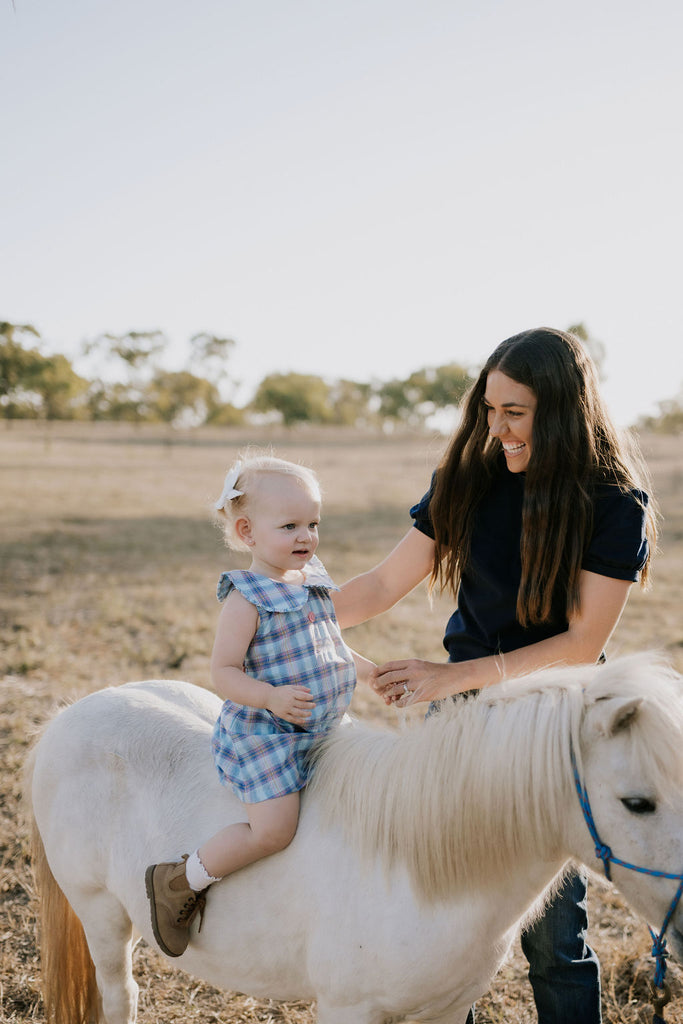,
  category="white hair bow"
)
[214,462,244,510]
